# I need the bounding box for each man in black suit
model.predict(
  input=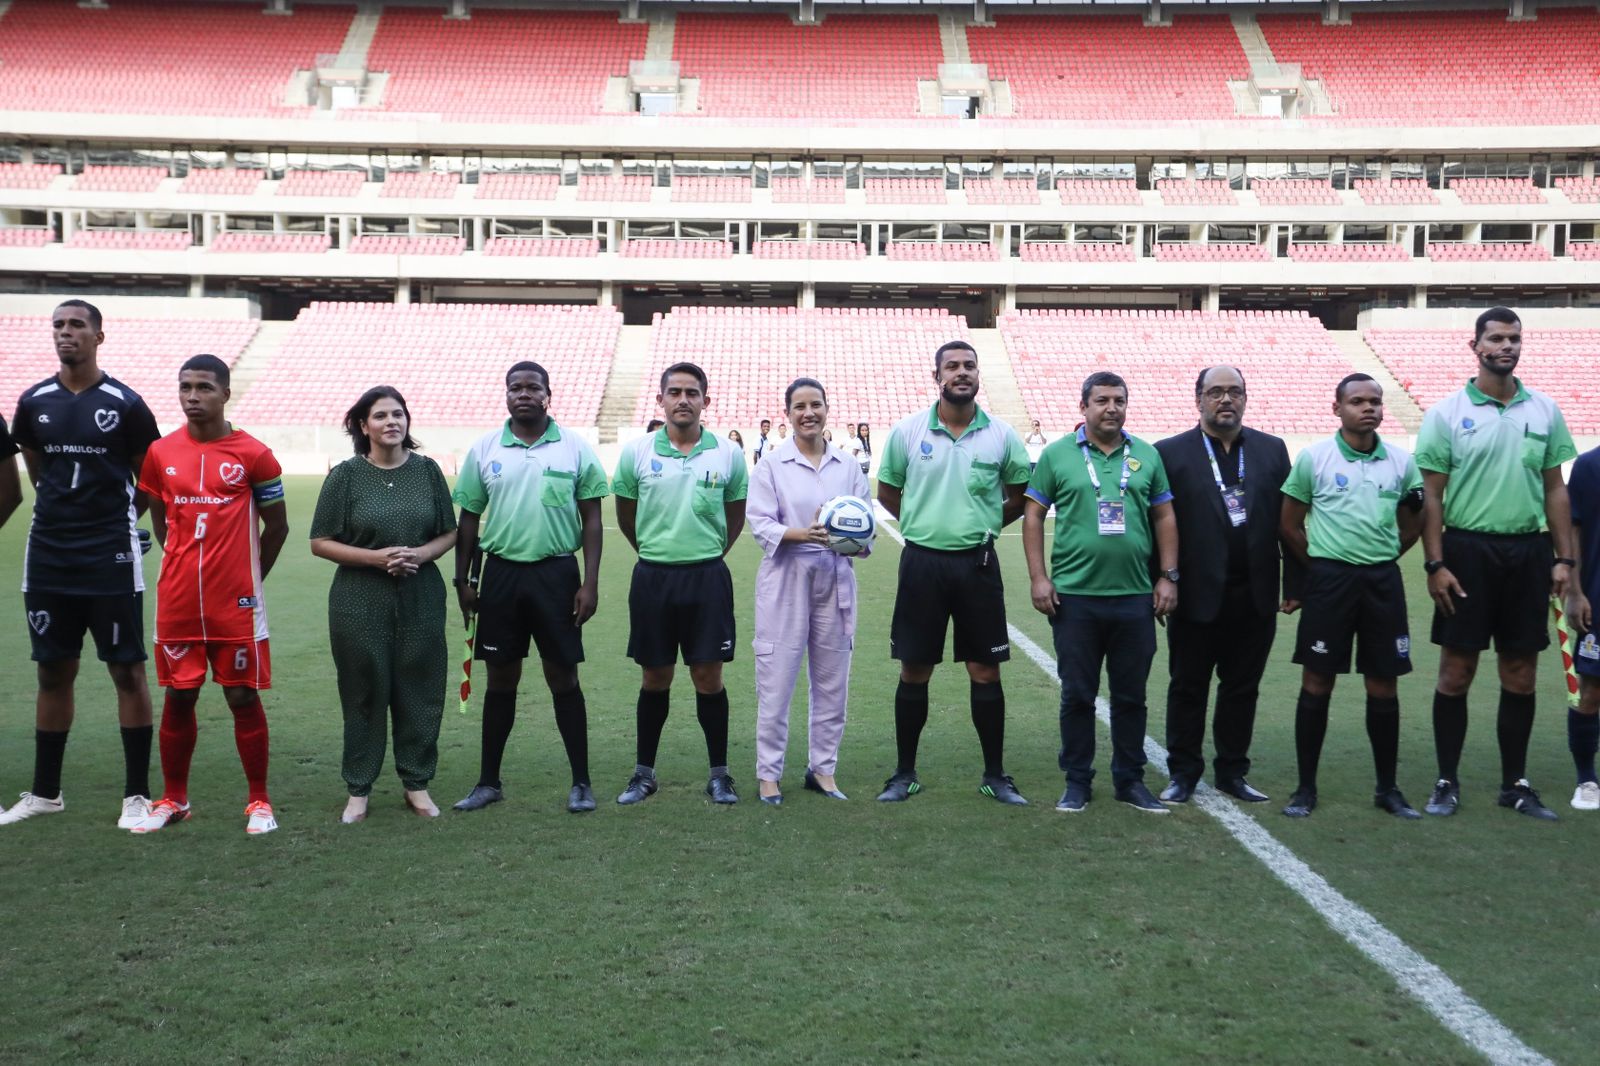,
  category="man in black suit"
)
[1154,366,1297,804]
